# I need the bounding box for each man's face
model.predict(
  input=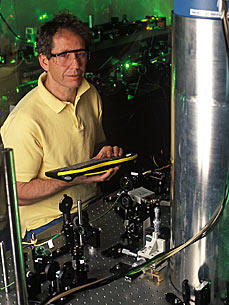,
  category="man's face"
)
[40,29,87,92]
